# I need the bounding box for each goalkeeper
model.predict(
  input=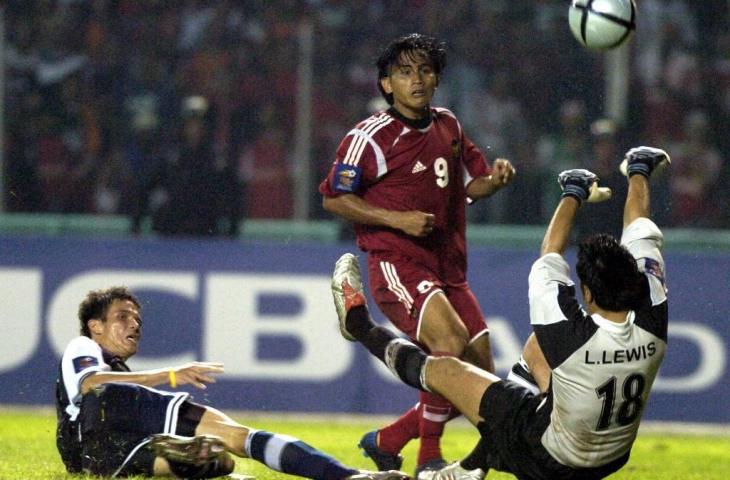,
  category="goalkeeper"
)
[331,147,670,479]
[56,286,408,480]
